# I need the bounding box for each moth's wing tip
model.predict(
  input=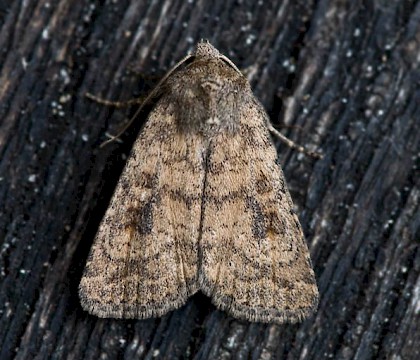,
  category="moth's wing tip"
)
[199,275,319,324]
[78,294,196,320]
[79,278,201,319]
